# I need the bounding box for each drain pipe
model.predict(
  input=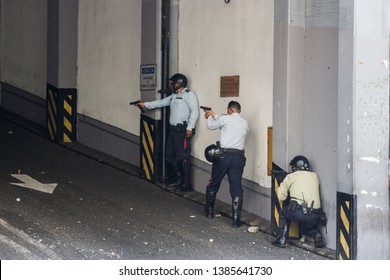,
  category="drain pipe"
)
[159,0,171,182]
